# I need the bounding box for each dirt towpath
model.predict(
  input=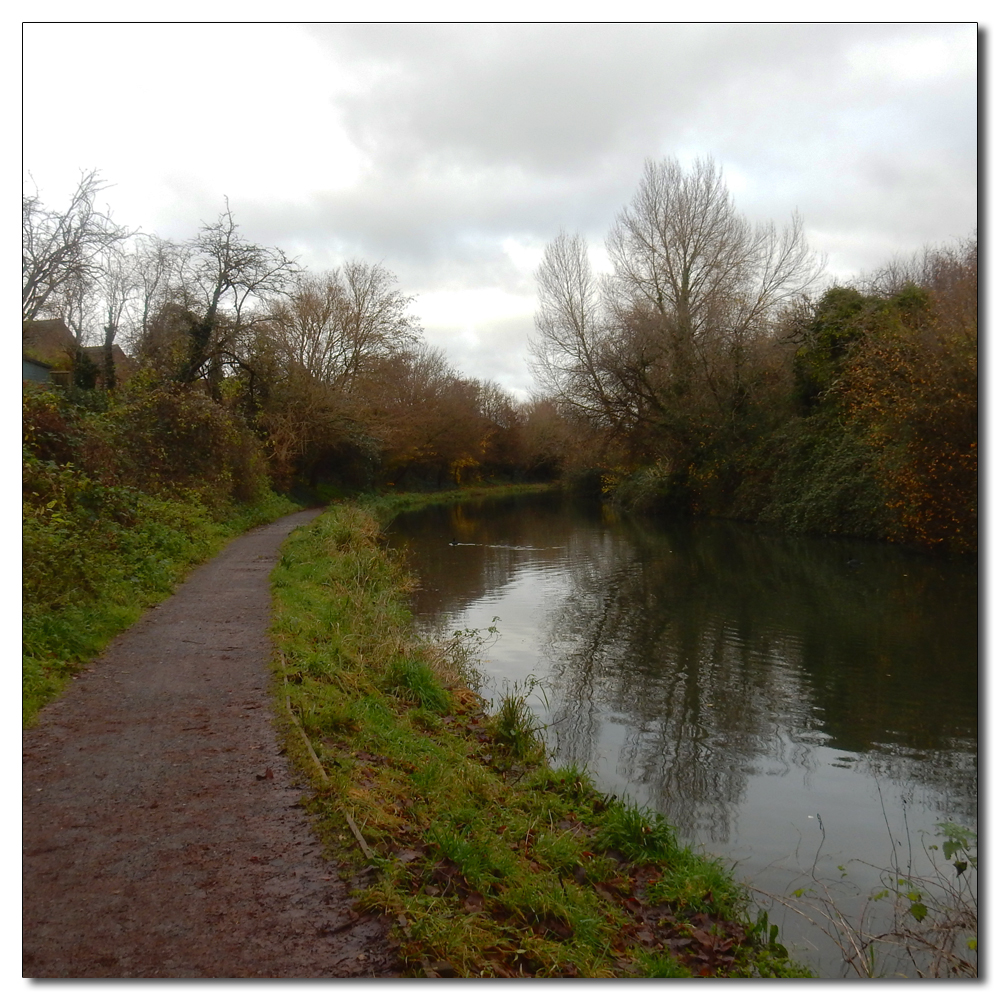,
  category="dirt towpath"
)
[23,509,401,978]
